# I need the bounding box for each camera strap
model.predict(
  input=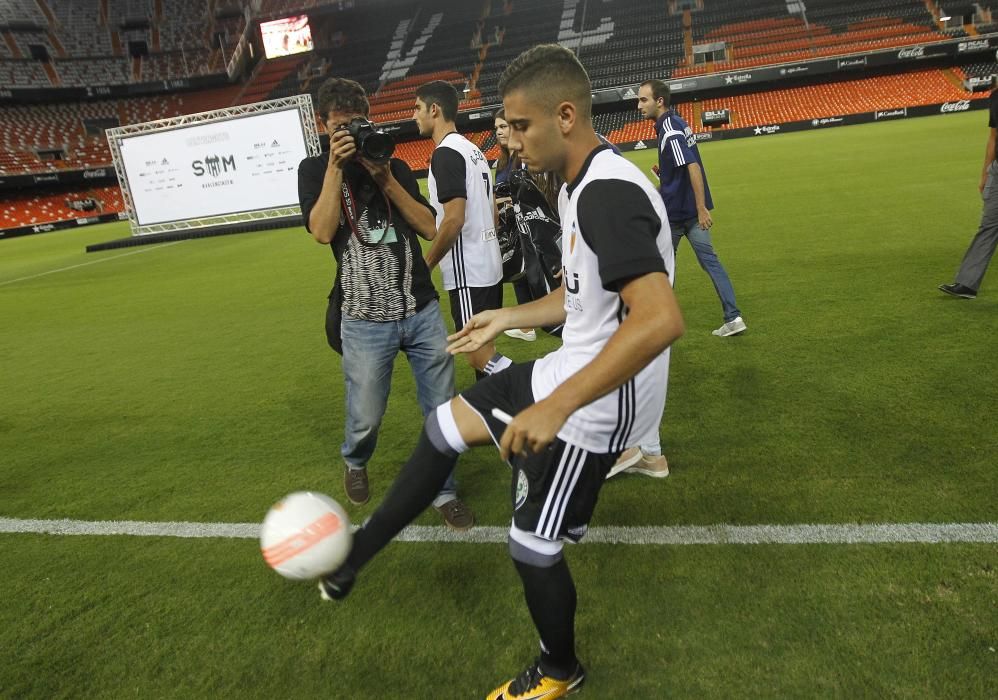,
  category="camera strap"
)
[340,177,396,247]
